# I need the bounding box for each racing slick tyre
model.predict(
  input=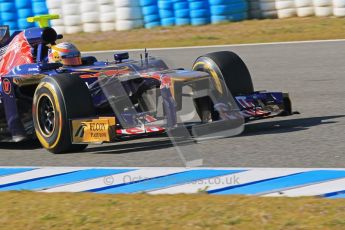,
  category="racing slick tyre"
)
[192,51,254,122]
[33,74,95,154]
[193,51,254,96]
